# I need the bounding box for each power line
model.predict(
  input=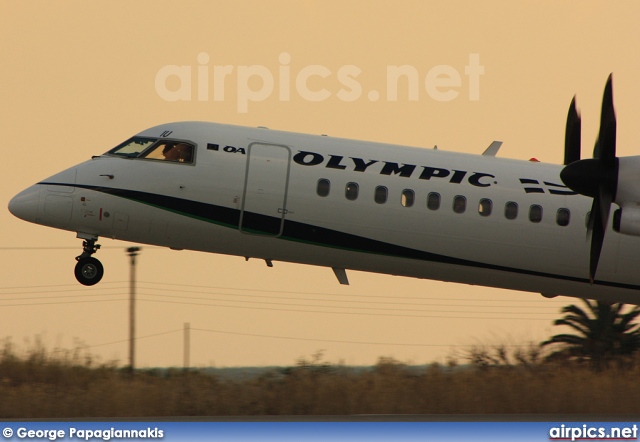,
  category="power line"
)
[0,298,127,307]
[0,245,163,251]
[0,284,561,312]
[76,329,183,350]
[191,327,496,348]
[0,246,133,251]
[0,247,83,250]
[137,280,565,304]
[0,291,558,321]
[0,281,127,291]
[0,279,563,320]
[0,288,128,298]
[42,326,535,352]
[0,278,563,307]
[0,293,558,320]
[0,285,559,319]
[0,270,566,307]
[135,296,554,320]
[0,292,126,303]
[134,285,560,310]
[0,290,558,312]
[135,291,556,316]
